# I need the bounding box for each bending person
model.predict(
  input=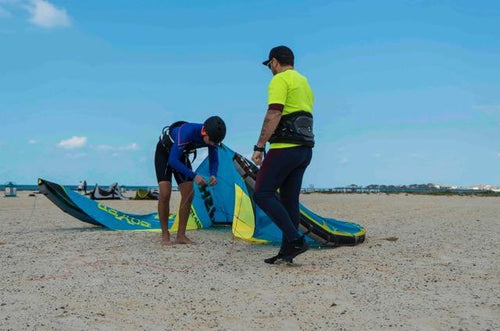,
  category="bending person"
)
[154,116,226,245]
[252,46,315,264]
